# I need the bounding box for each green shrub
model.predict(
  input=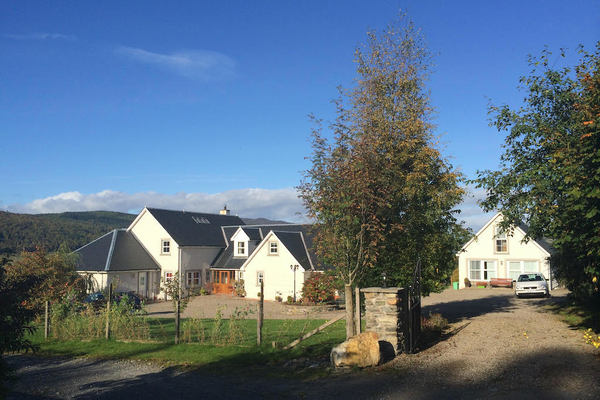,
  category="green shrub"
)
[233,280,246,297]
[301,273,336,303]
